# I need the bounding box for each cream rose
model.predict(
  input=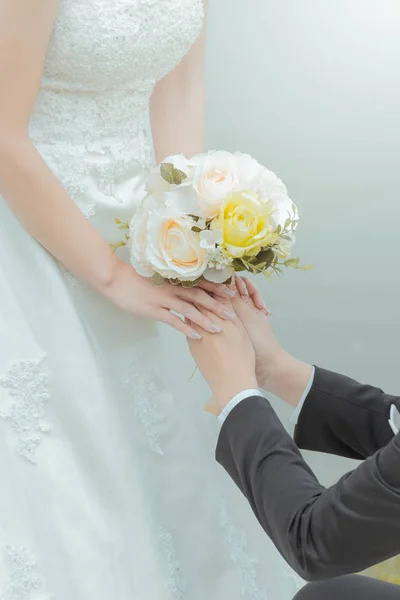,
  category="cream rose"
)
[130,204,207,281]
[193,151,238,218]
